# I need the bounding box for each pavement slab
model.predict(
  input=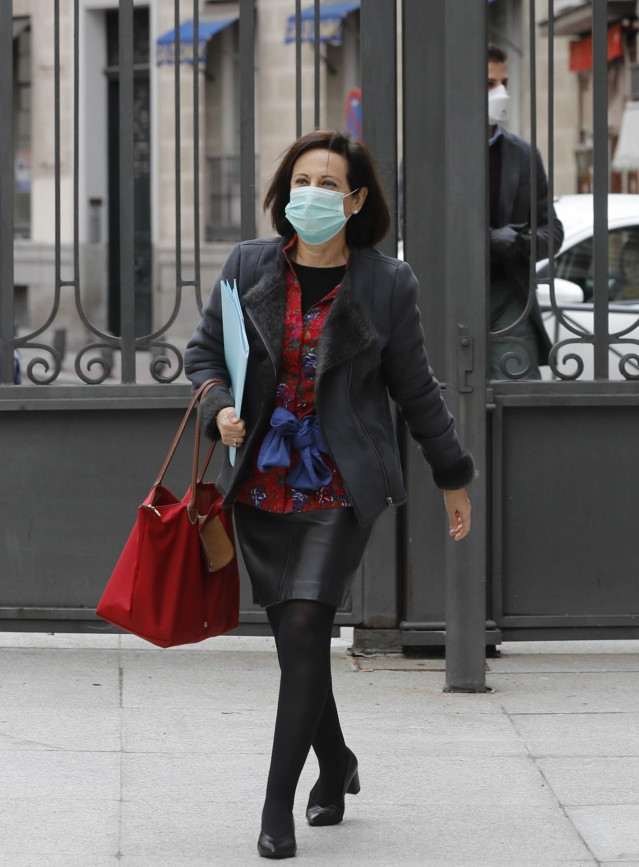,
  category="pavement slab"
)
[0,648,121,708]
[0,798,120,857]
[0,858,120,867]
[566,805,639,861]
[121,706,273,754]
[510,711,639,757]
[2,635,638,865]
[488,671,639,714]
[349,710,528,757]
[536,756,639,806]
[0,706,122,752]
[356,754,557,807]
[0,751,121,800]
